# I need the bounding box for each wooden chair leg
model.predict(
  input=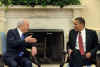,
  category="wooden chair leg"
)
[37,64,41,67]
[60,64,64,67]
